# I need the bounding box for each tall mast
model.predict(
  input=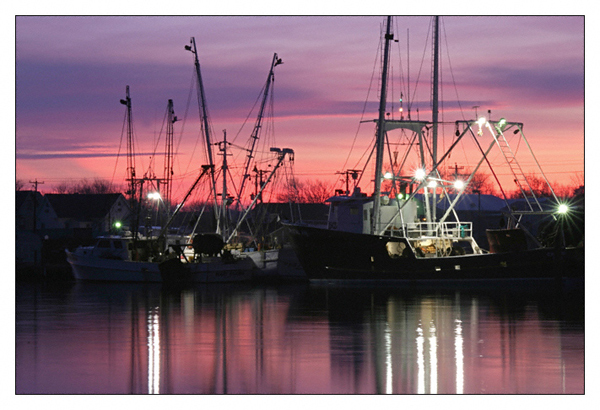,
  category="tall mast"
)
[218,130,231,240]
[431,16,440,224]
[185,37,220,233]
[120,85,138,237]
[164,99,176,215]
[372,16,393,235]
[432,16,439,167]
[238,53,282,207]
